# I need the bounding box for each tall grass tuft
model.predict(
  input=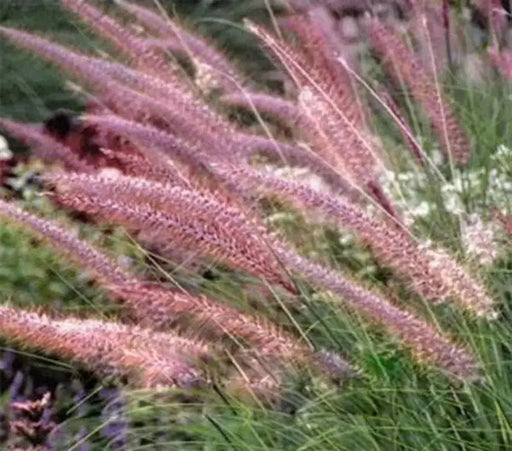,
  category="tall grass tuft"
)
[0,0,511,447]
